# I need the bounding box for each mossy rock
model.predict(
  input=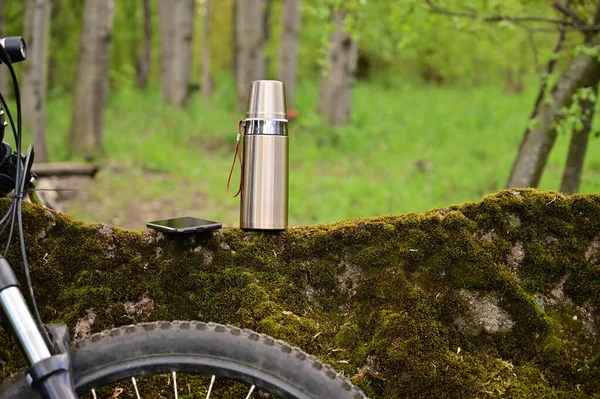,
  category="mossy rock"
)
[0,188,599,398]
